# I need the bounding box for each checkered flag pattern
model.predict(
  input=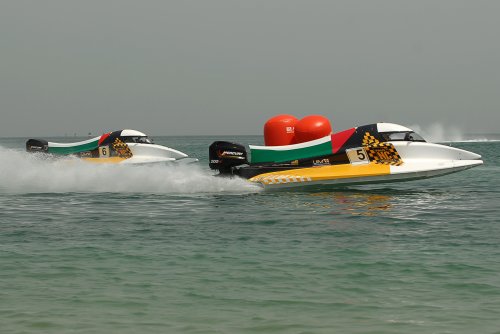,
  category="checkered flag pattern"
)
[362,132,403,166]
